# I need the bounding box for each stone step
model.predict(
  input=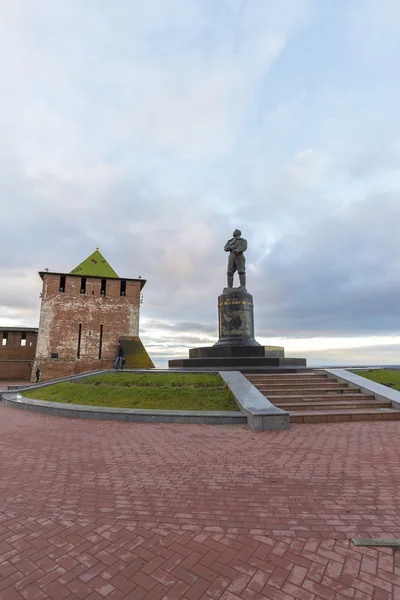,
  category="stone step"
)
[258,386,353,395]
[271,392,375,401]
[245,371,327,376]
[245,372,400,423]
[262,392,373,401]
[254,382,348,390]
[247,373,337,380]
[273,400,392,411]
[246,375,329,382]
[246,372,328,377]
[290,408,400,424]
[247,379,333,386]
